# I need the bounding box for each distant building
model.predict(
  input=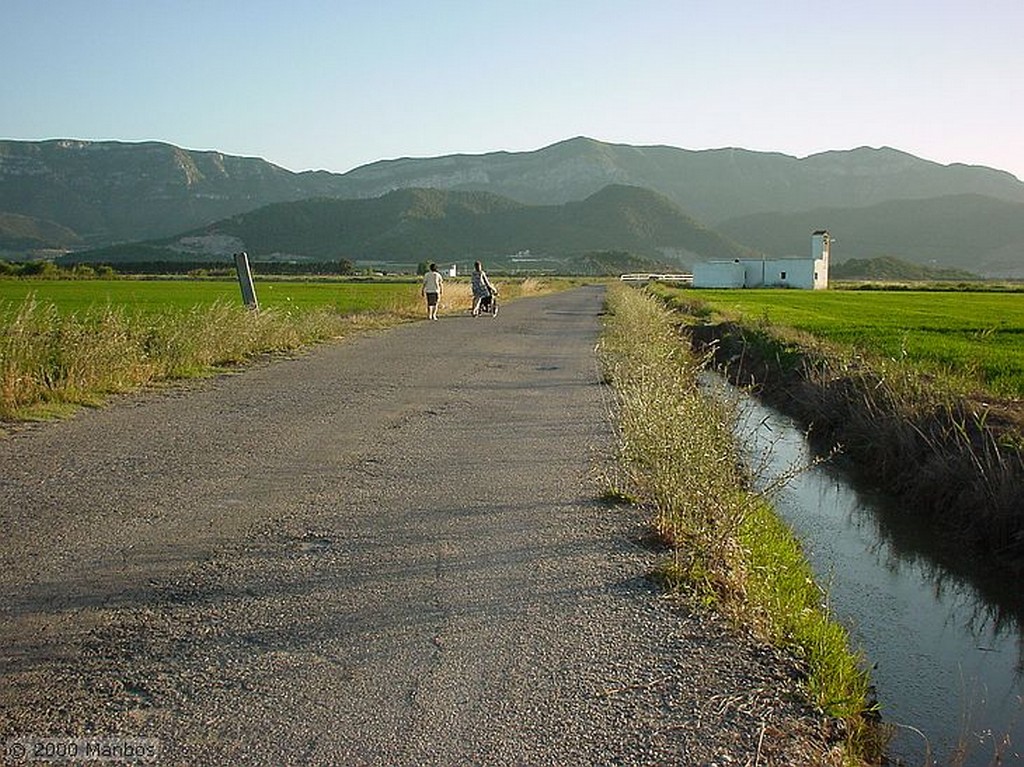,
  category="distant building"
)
[693,231,831,289]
